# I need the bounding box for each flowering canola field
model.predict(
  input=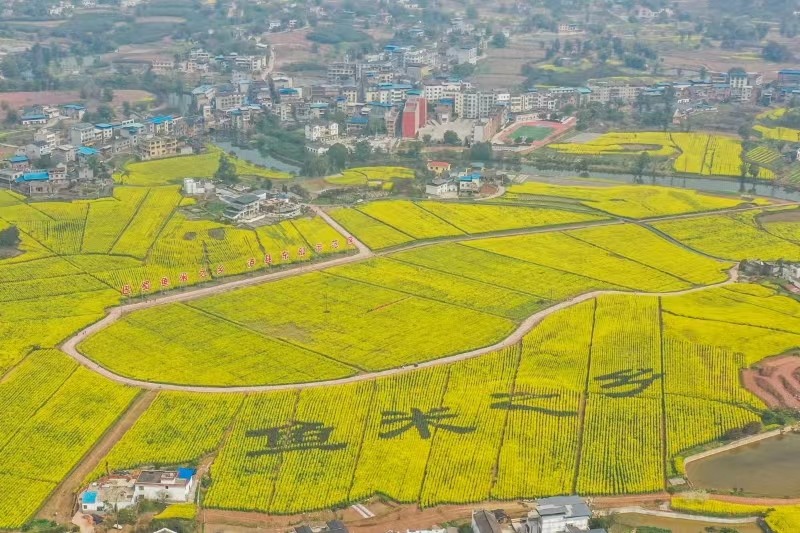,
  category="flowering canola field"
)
[88,285,797,513]
[0,181,795,527]
[79,224,732,385]
[549,131,774,178]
